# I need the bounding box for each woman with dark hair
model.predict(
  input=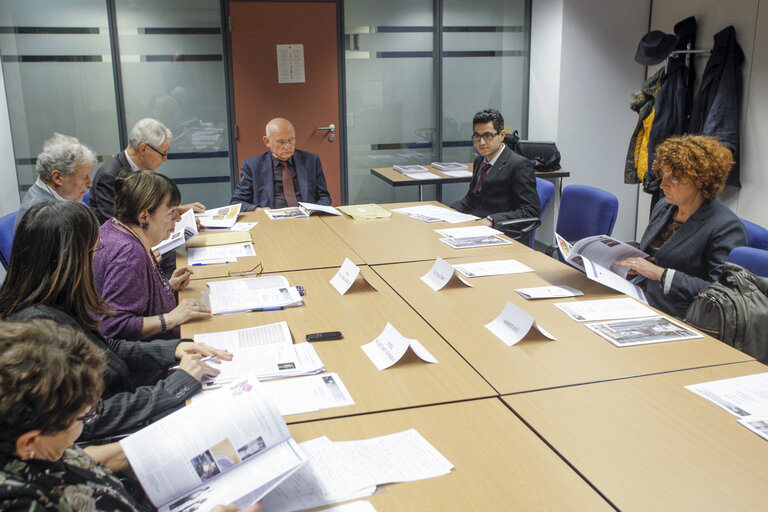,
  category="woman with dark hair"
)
[616,135,747,317]
[0,319,260,512]
[93,170,210,340]
[0,200,229,443]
